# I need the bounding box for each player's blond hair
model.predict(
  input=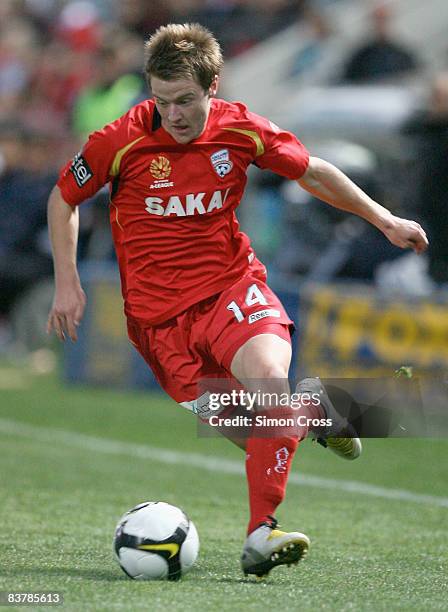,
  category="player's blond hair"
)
[144,23,223,90]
